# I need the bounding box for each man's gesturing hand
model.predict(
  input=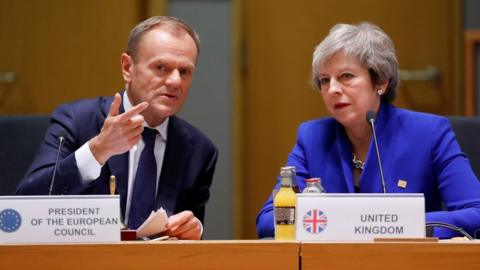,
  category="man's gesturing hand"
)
[89,93,149,164]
